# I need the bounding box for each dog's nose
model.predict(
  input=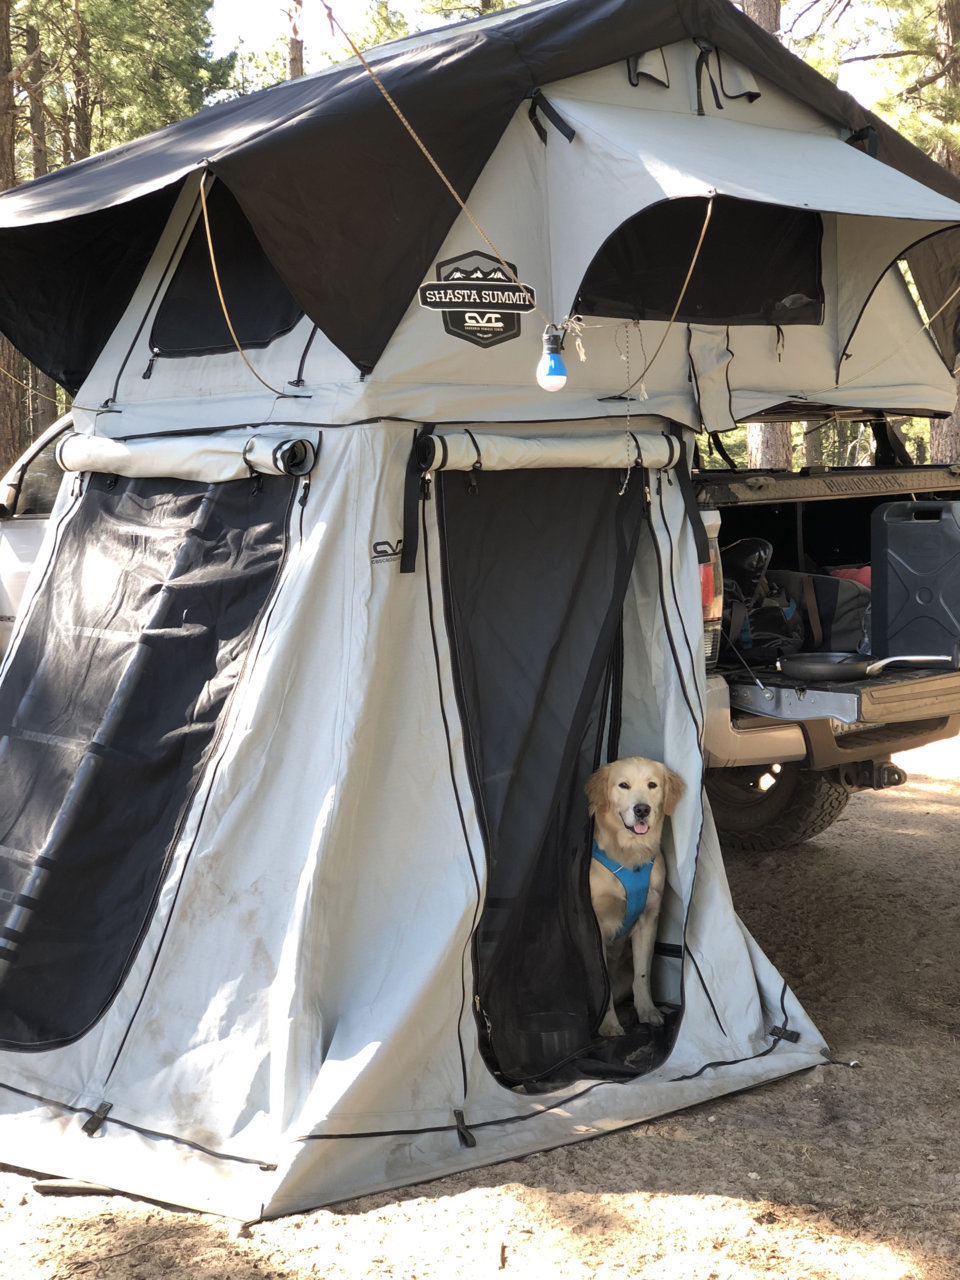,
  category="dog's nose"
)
[633,802,650,821]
